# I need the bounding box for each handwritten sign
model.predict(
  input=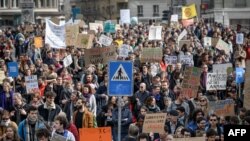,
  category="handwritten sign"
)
[216,39,230,54]
[80,127,112,141]
[76,34,94,49]
[65,24,79,46]
[143,113,167,133]
[209,99,235,116]
[25,75,39,94]
[120,9,130,24]
[244,60,250,109]
[171,14,178,22]
[206,73,227,90]
[34,37,43,48]
[213,63,233,74]
[182,67,201,99]
[141,48,163,63]
[99,34,113,46]
[148,26,162,40]
[164,56,177,65]
[63,55,73,67]
[89,23,103,33]
[204,37,212,46]
[236,33,244,44]
[180,55,193,66]
[84,46,117,65]
[119,44,130,58]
